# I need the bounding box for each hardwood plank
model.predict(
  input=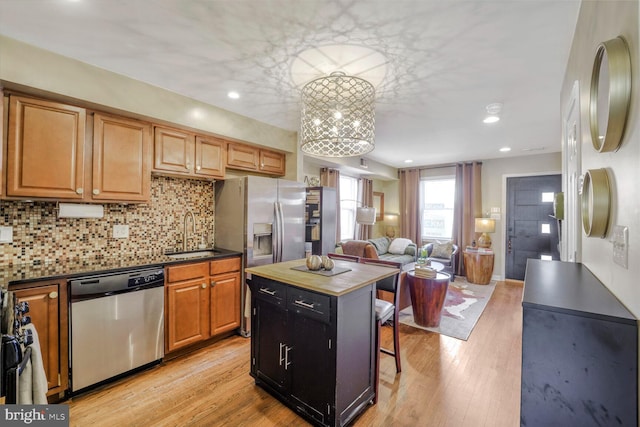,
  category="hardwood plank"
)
[67,281,522,426]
